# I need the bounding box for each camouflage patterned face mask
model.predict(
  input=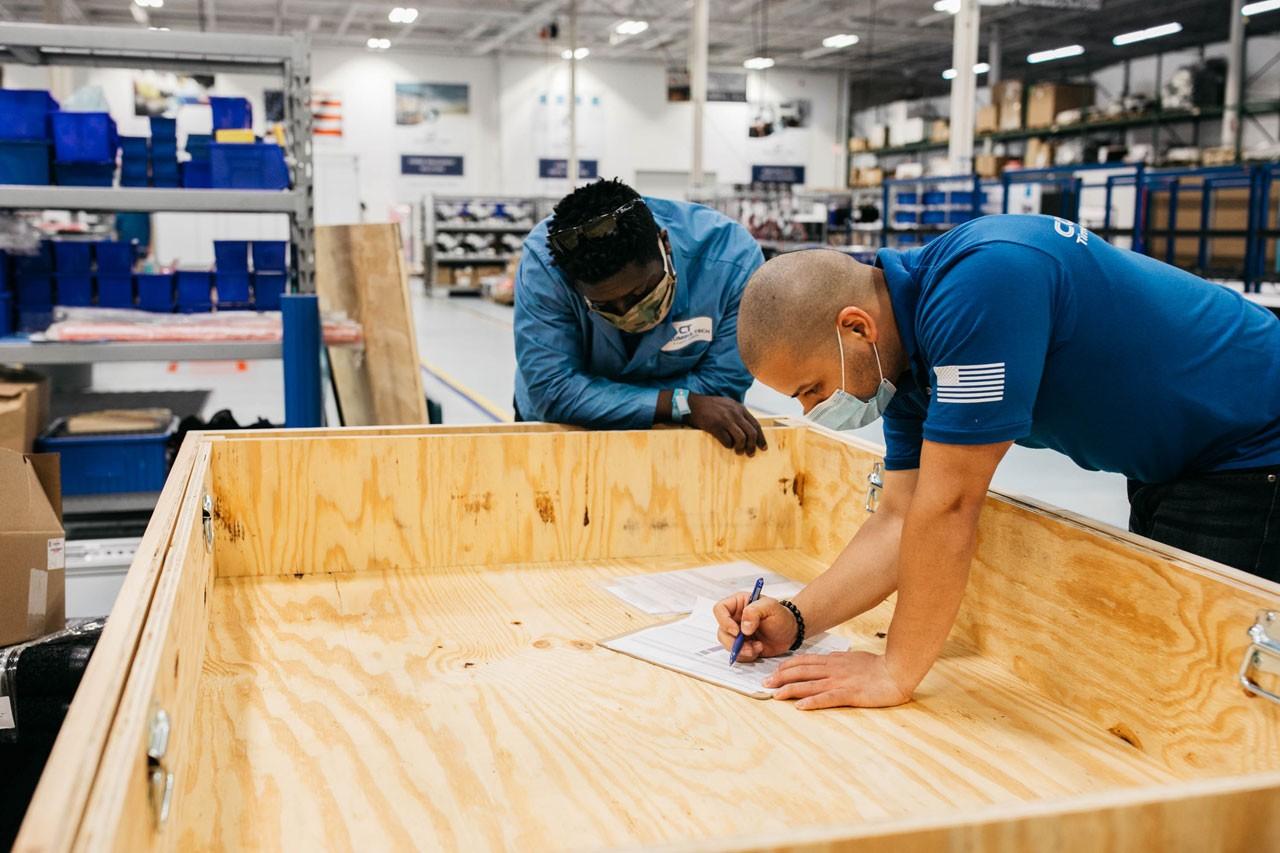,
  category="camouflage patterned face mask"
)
[589,239,677,333]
